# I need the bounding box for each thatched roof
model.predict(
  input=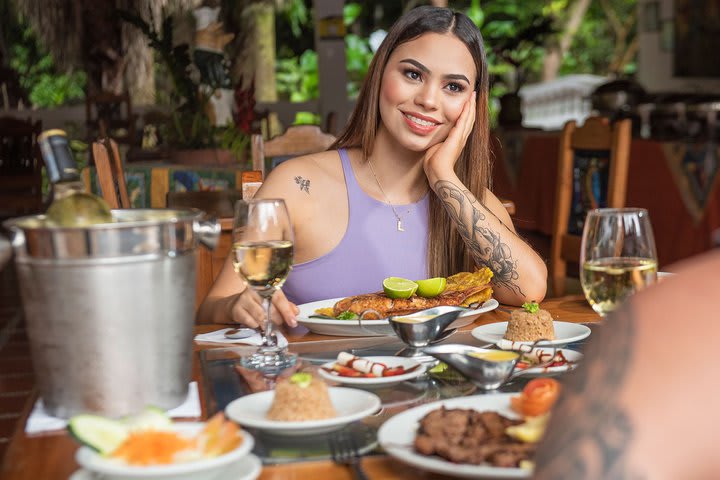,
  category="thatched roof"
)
[16,0,198,69]
[16,0,197,102]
